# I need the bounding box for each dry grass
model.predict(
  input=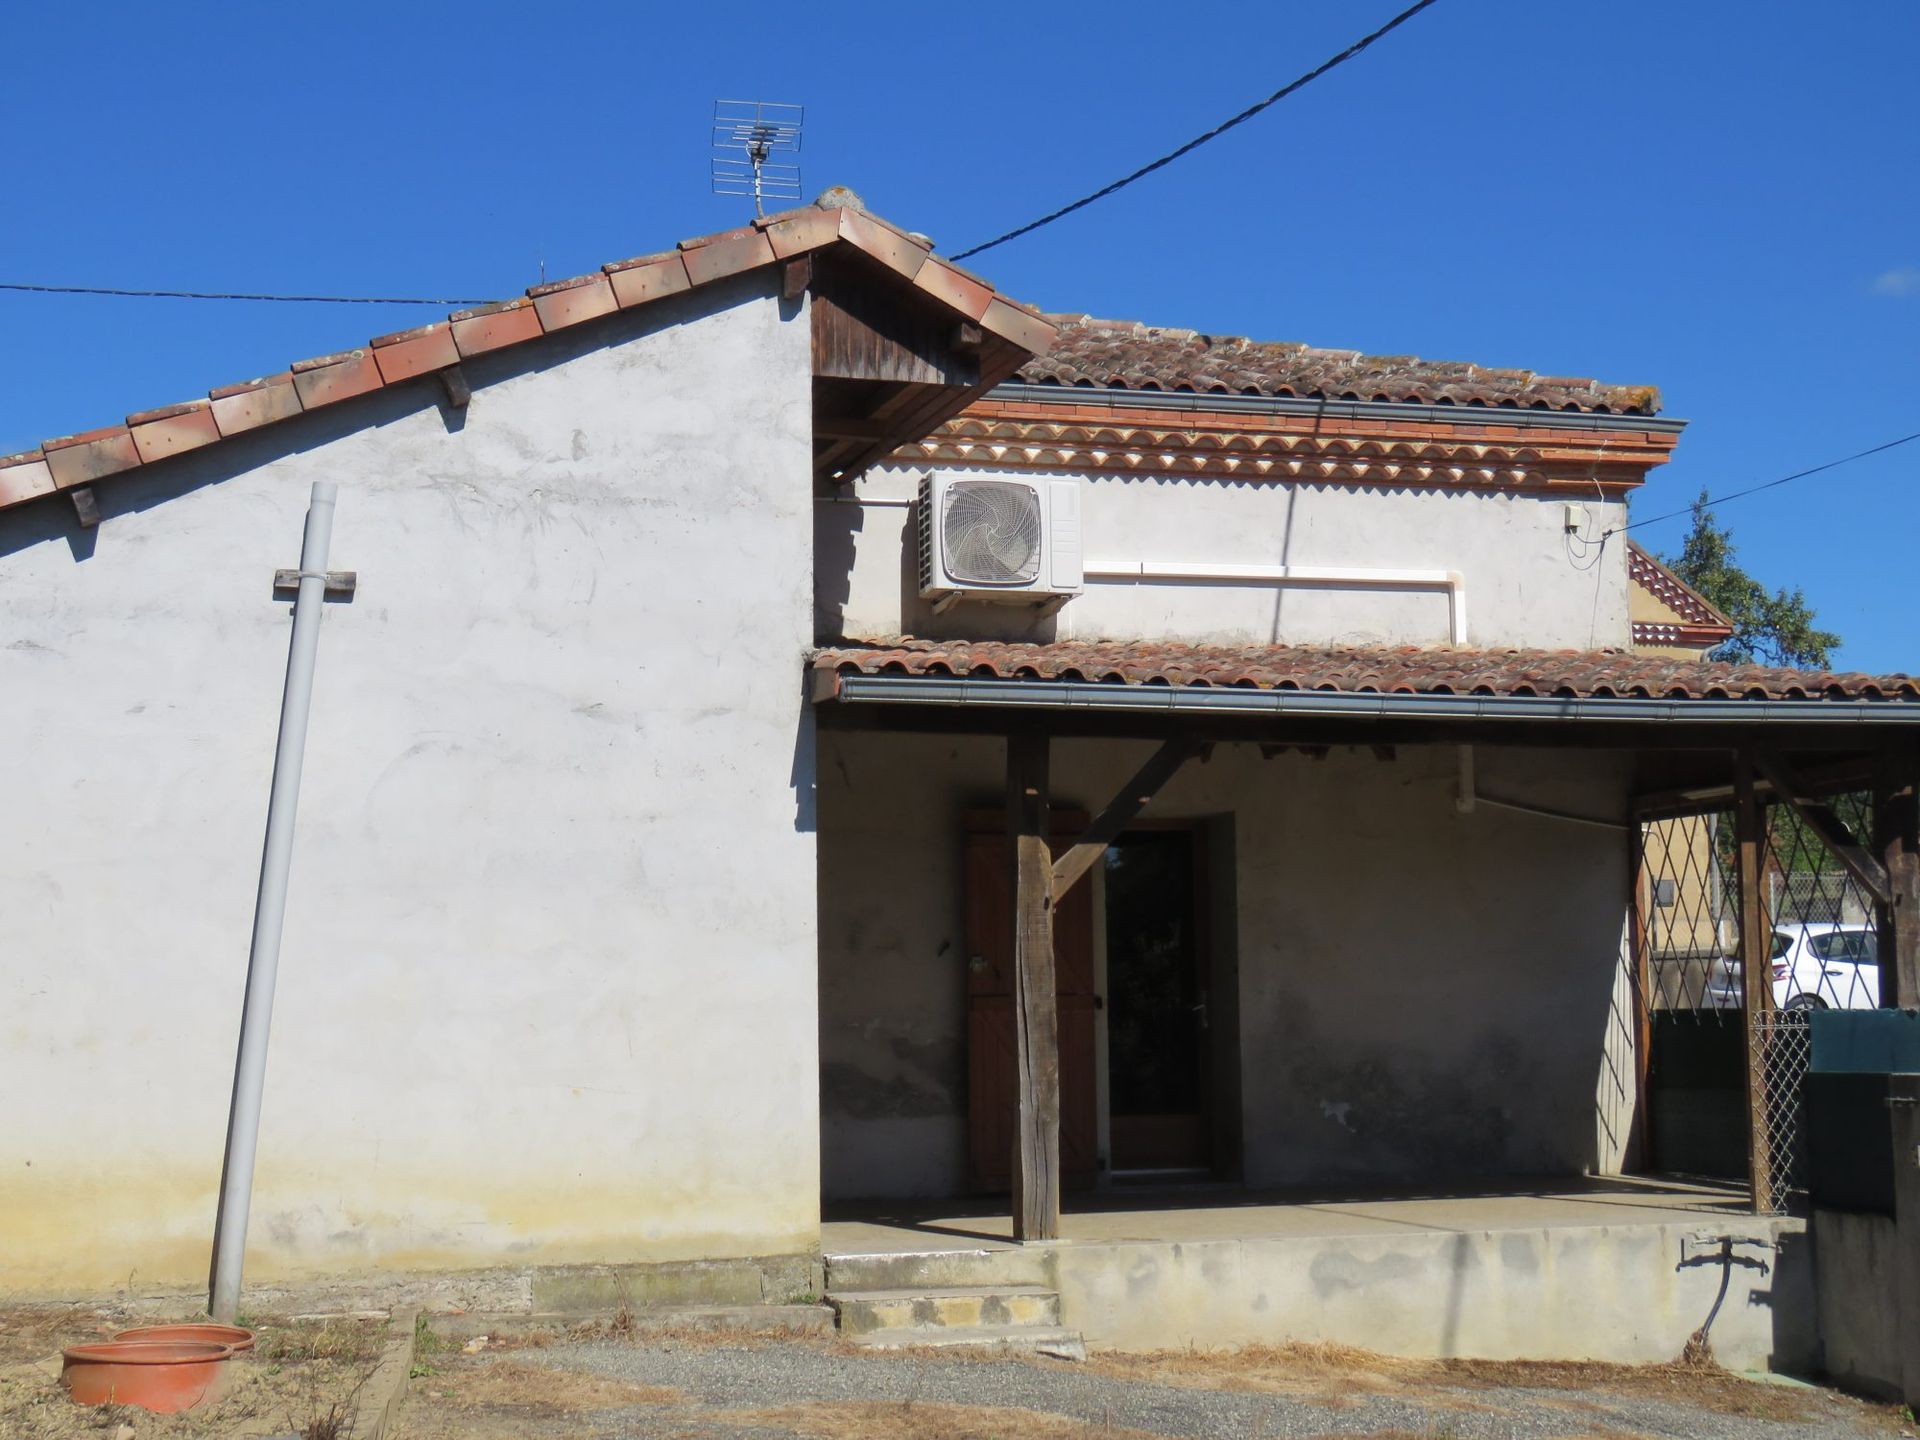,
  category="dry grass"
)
[721,1399,1161,1439]
[0,1310,383,1439]
[421,1356,684,1412]
[1082,1341,1426,1400]
[252,1315,387,1366]
[0,1309,119,1368]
